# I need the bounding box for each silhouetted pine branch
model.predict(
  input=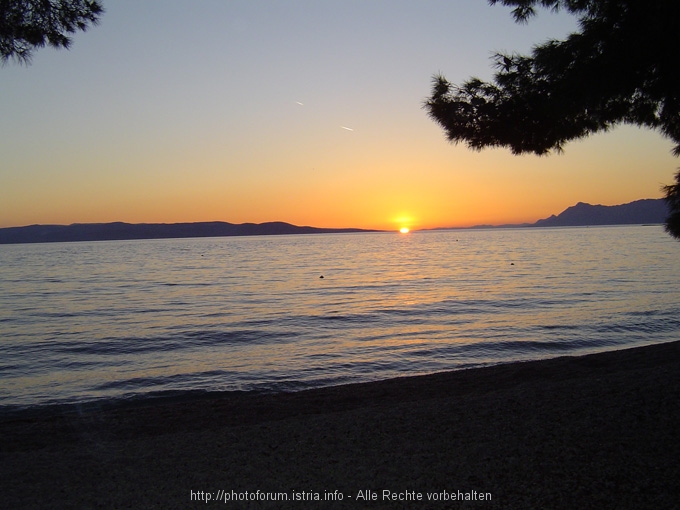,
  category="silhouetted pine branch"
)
[0,0,104,64]
[425,0,680,239]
